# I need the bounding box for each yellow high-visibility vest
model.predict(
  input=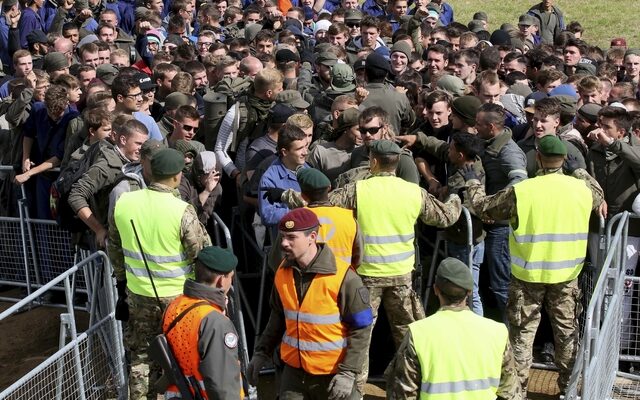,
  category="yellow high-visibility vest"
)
[308,205,357,265]
[410,309,507,400]
[114,188,192,297]
[356,176,421,277]
[510,173,591,283]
